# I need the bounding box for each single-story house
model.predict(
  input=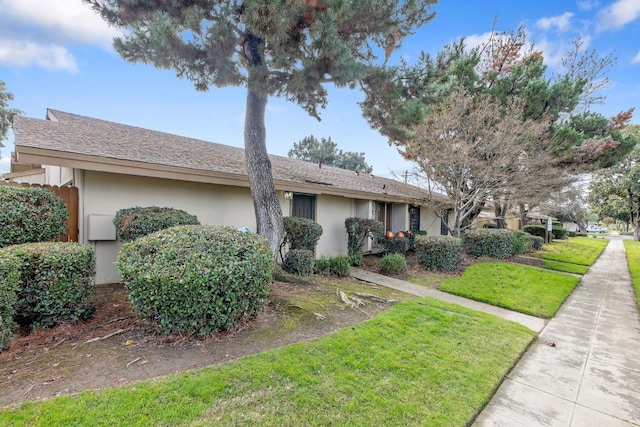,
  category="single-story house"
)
[6,109,451,284]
